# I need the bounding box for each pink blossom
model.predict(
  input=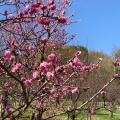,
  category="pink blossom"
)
[95,95,99,98]
[9,55,15,61]
[37,92,41,96]
[44,18,50,25]
[6,108,12,114]
[28,46,33,52]
[11,63,22,72]
[95,64,99,69]
[66,62,73,69]
[38,80,41,86]
[25,5,29,11]
[55,66,61,73]
[47,53,56,62]
[18,11,23,17]
[50,89,56,95]
[11,67,17,72]
[0,90,3,93]
[105,102,110,106]
[40,38,46,44]
[25,80,32,87]
[40,5,47,10]
[50,4,56,10]
[9,87,12,91]
[114,58,120,66]
[40,61,52,72]
[73,57,80,66]
[81,66,91,72]
[32,2,40,8]
[38,18,44,24]
[24,5,29,14]
[11,41,18,46]
[91,108,96,114]
[71,87,78,94]
[101,91,106,95]
[92,64,99,69]
[0,68,4,74]
[38,17,50,25]
[21,77,26,81]
[8,14,14,19]
[61,11,66,16]
[5,50,11,59]
[43,87,50,92]
[58,17,67,24]
[62,86,69,96]
[67,106,72,111]
[49,0,54,5]
[53,93,59,98]
[46,71,54,80]
[62,86,68,92]
[33,71,40,79]
[113,74,119,79]
[4,82,9,87]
